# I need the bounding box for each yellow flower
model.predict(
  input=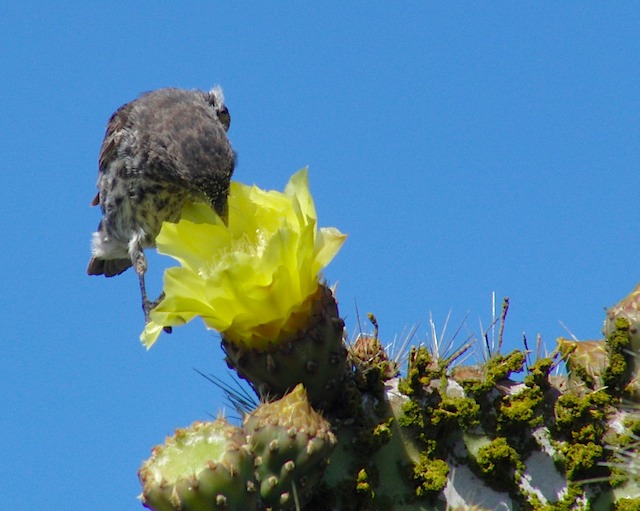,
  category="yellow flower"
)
[141,169,346,349]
